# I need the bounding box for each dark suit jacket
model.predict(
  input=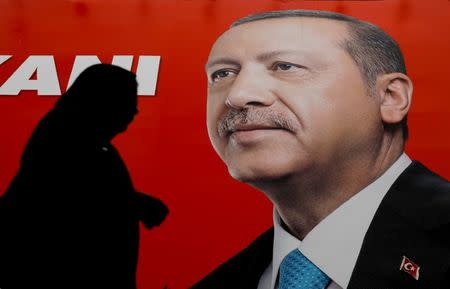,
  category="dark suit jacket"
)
[192,161,450,289]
